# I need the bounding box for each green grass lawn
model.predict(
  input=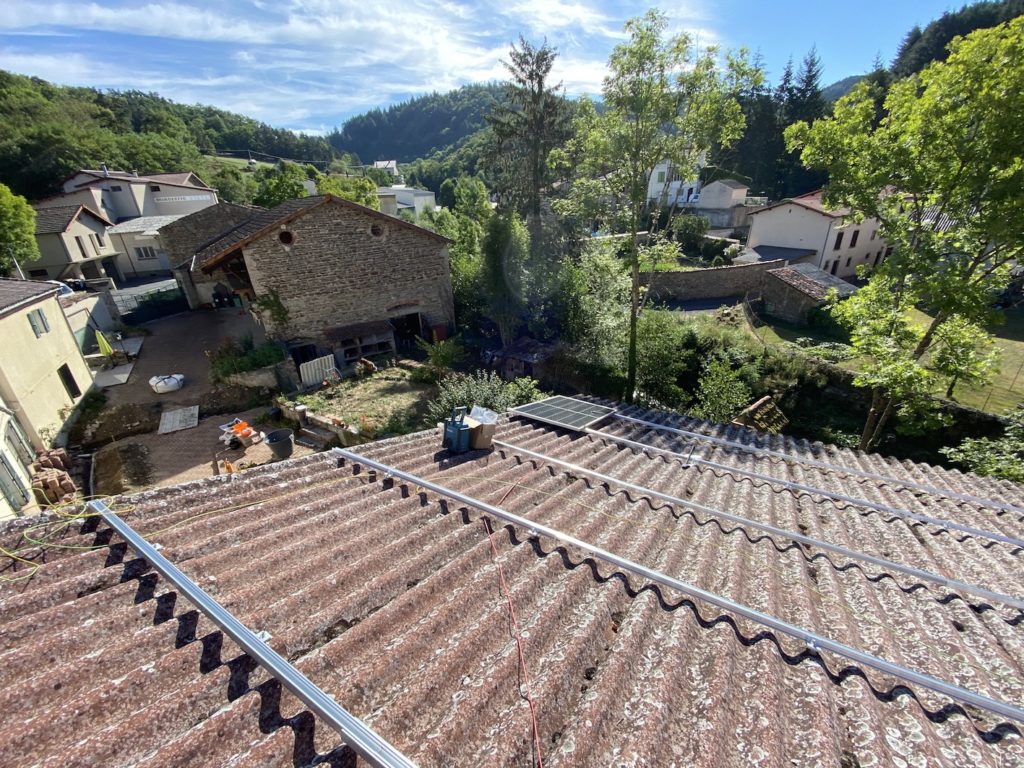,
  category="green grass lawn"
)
[746,305,1024,413]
